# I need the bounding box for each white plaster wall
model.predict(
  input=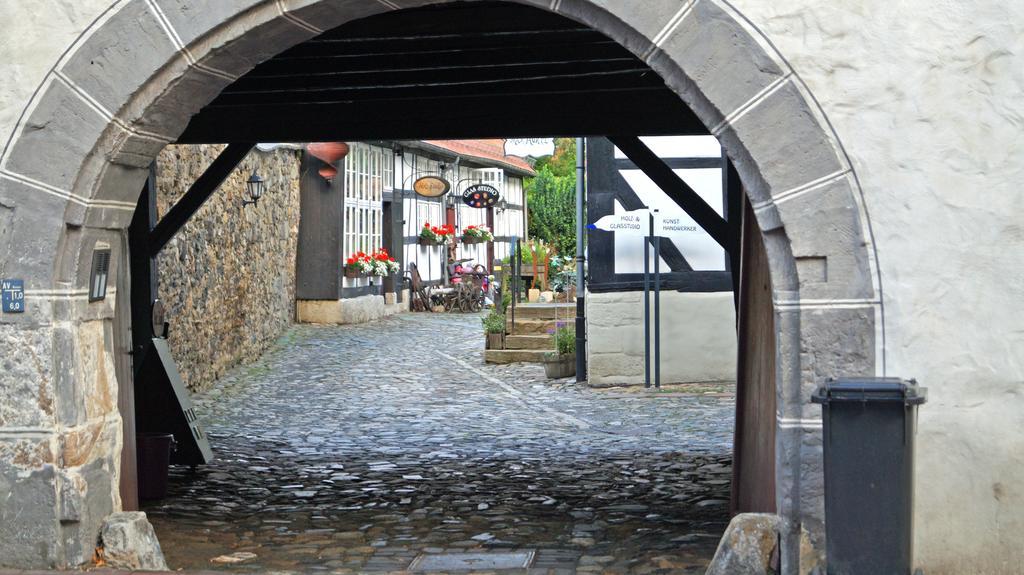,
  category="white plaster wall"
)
[730,1,1024,572]
[0,0,110,141]
[587,290,736,387]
